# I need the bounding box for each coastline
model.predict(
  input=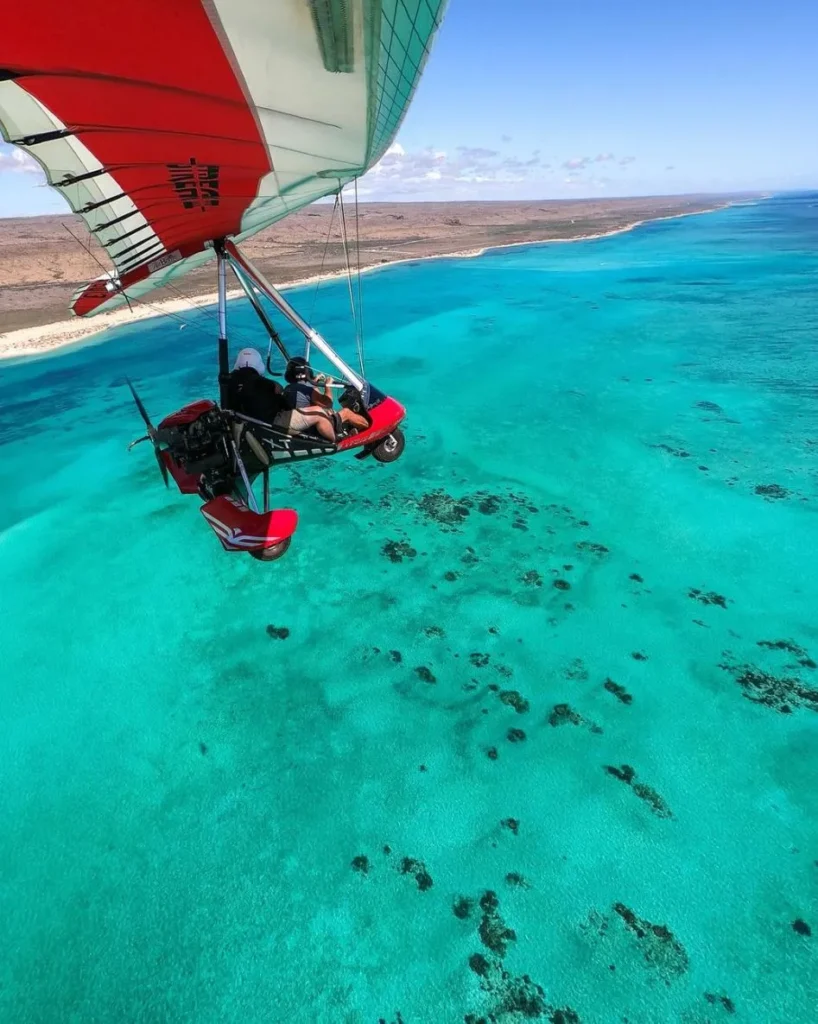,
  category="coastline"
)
[0,199,741,363]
